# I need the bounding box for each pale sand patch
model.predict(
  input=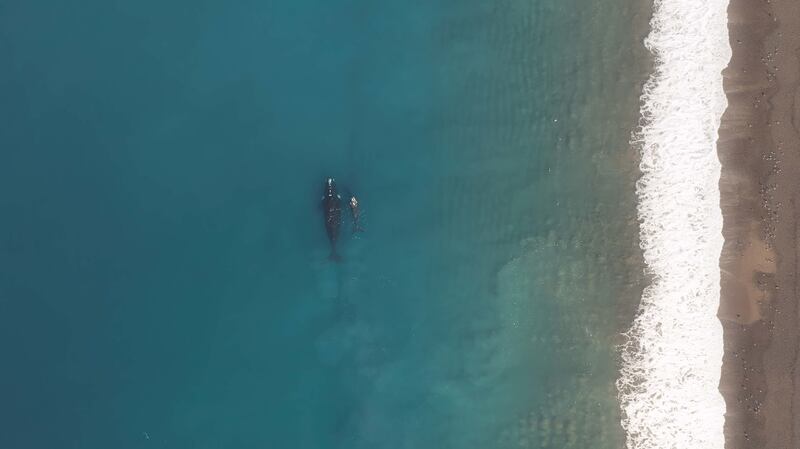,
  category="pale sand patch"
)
[721,225,775,324]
